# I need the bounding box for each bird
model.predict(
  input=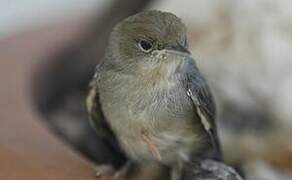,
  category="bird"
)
[86,10,221,180]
